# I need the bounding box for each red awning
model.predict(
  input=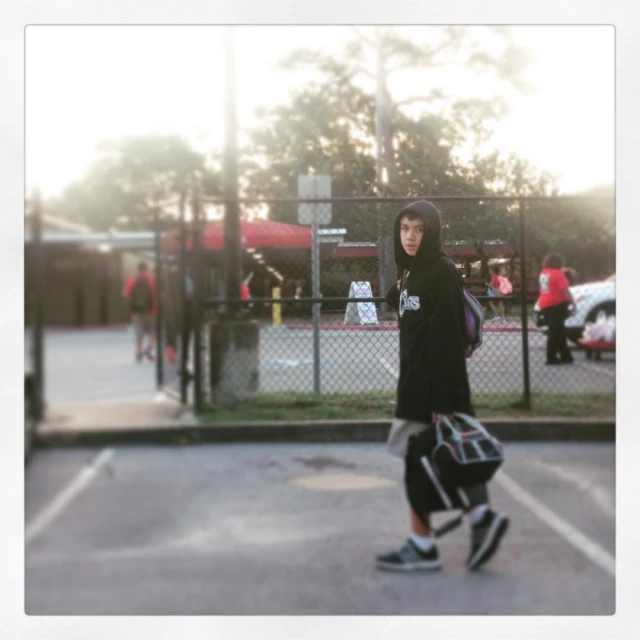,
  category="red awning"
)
[164,220,312,252]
